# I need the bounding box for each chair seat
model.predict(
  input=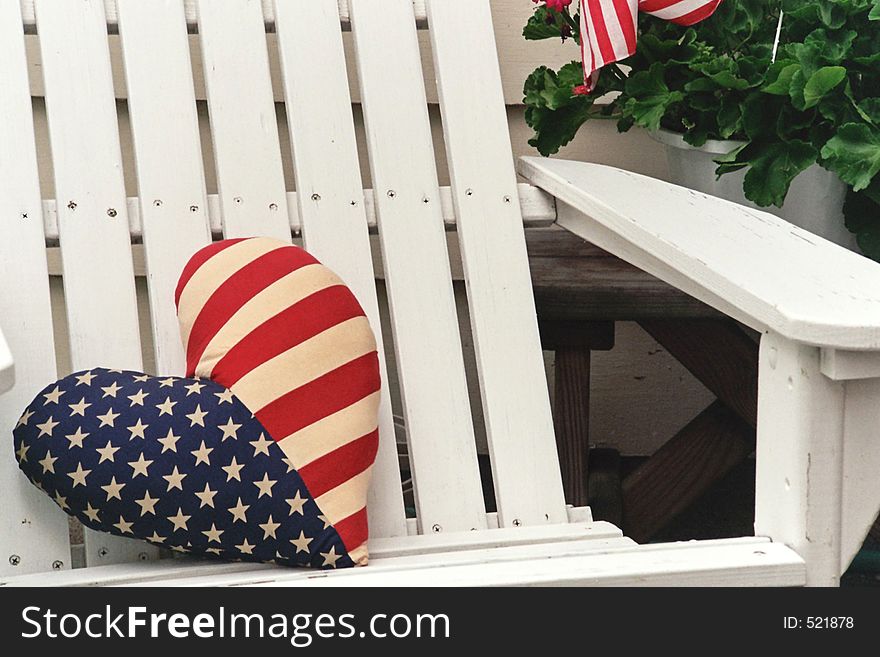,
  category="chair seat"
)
[1,521,805,587]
